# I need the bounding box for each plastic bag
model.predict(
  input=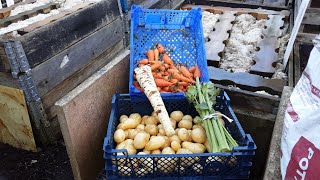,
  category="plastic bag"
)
[281,35,320,180]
